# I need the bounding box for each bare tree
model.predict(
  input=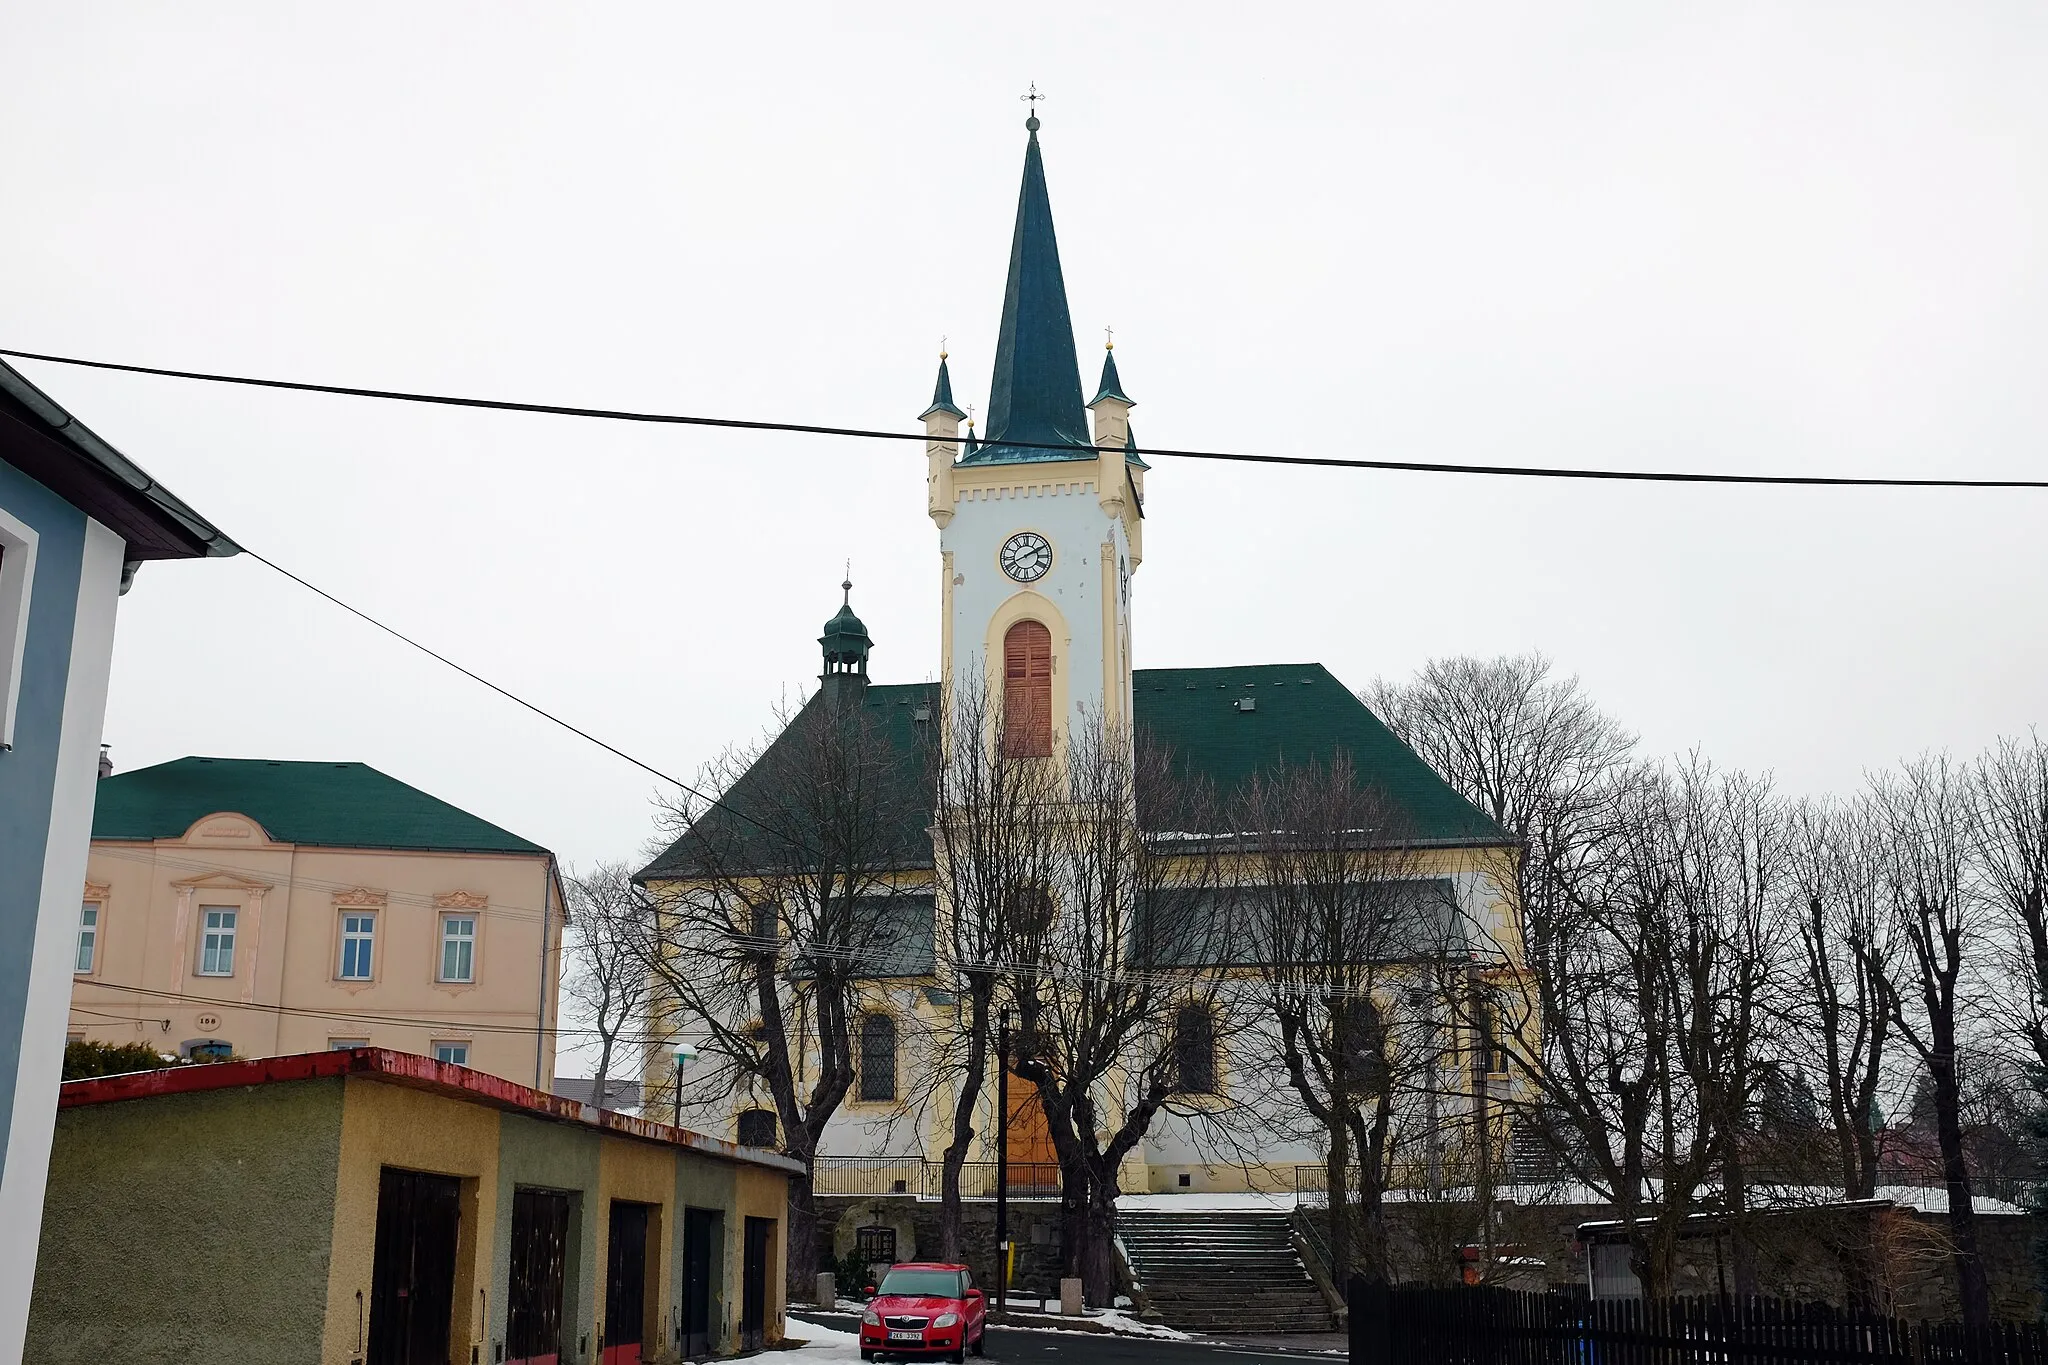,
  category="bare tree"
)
[1234,755,1457,1286]
[1976,735,2048,1077]
[923,667,1067,1260]
[1364,654,1637,879]
[563,862,657,1104]
[1476,760,1785,1299]
[639,684,927,1297]
[1006,716,1233,1306]
[1869,755,1992,1327]
[1784,797,1895,1202]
